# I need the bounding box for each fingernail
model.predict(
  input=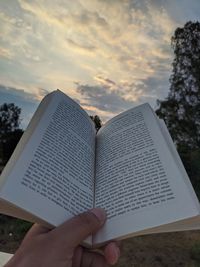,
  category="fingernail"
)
[116,246,120,258]
[111,244,120,265]
[90,208,106,223]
